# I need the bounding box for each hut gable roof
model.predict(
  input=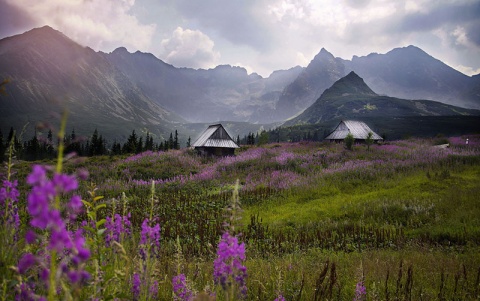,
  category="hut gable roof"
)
[325,120,383,140]
[192,124,239,148]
